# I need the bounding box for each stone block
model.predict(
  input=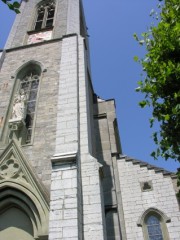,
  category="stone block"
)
[63,226,78,238]
[63,209,77,219]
